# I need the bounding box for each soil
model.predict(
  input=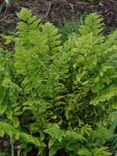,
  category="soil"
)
[0,0,117,34]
